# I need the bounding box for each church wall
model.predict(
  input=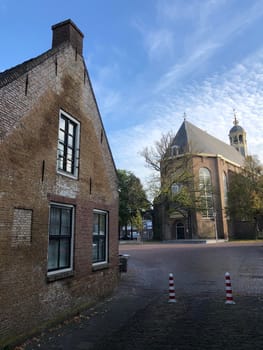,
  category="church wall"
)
[192,155,241,240]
